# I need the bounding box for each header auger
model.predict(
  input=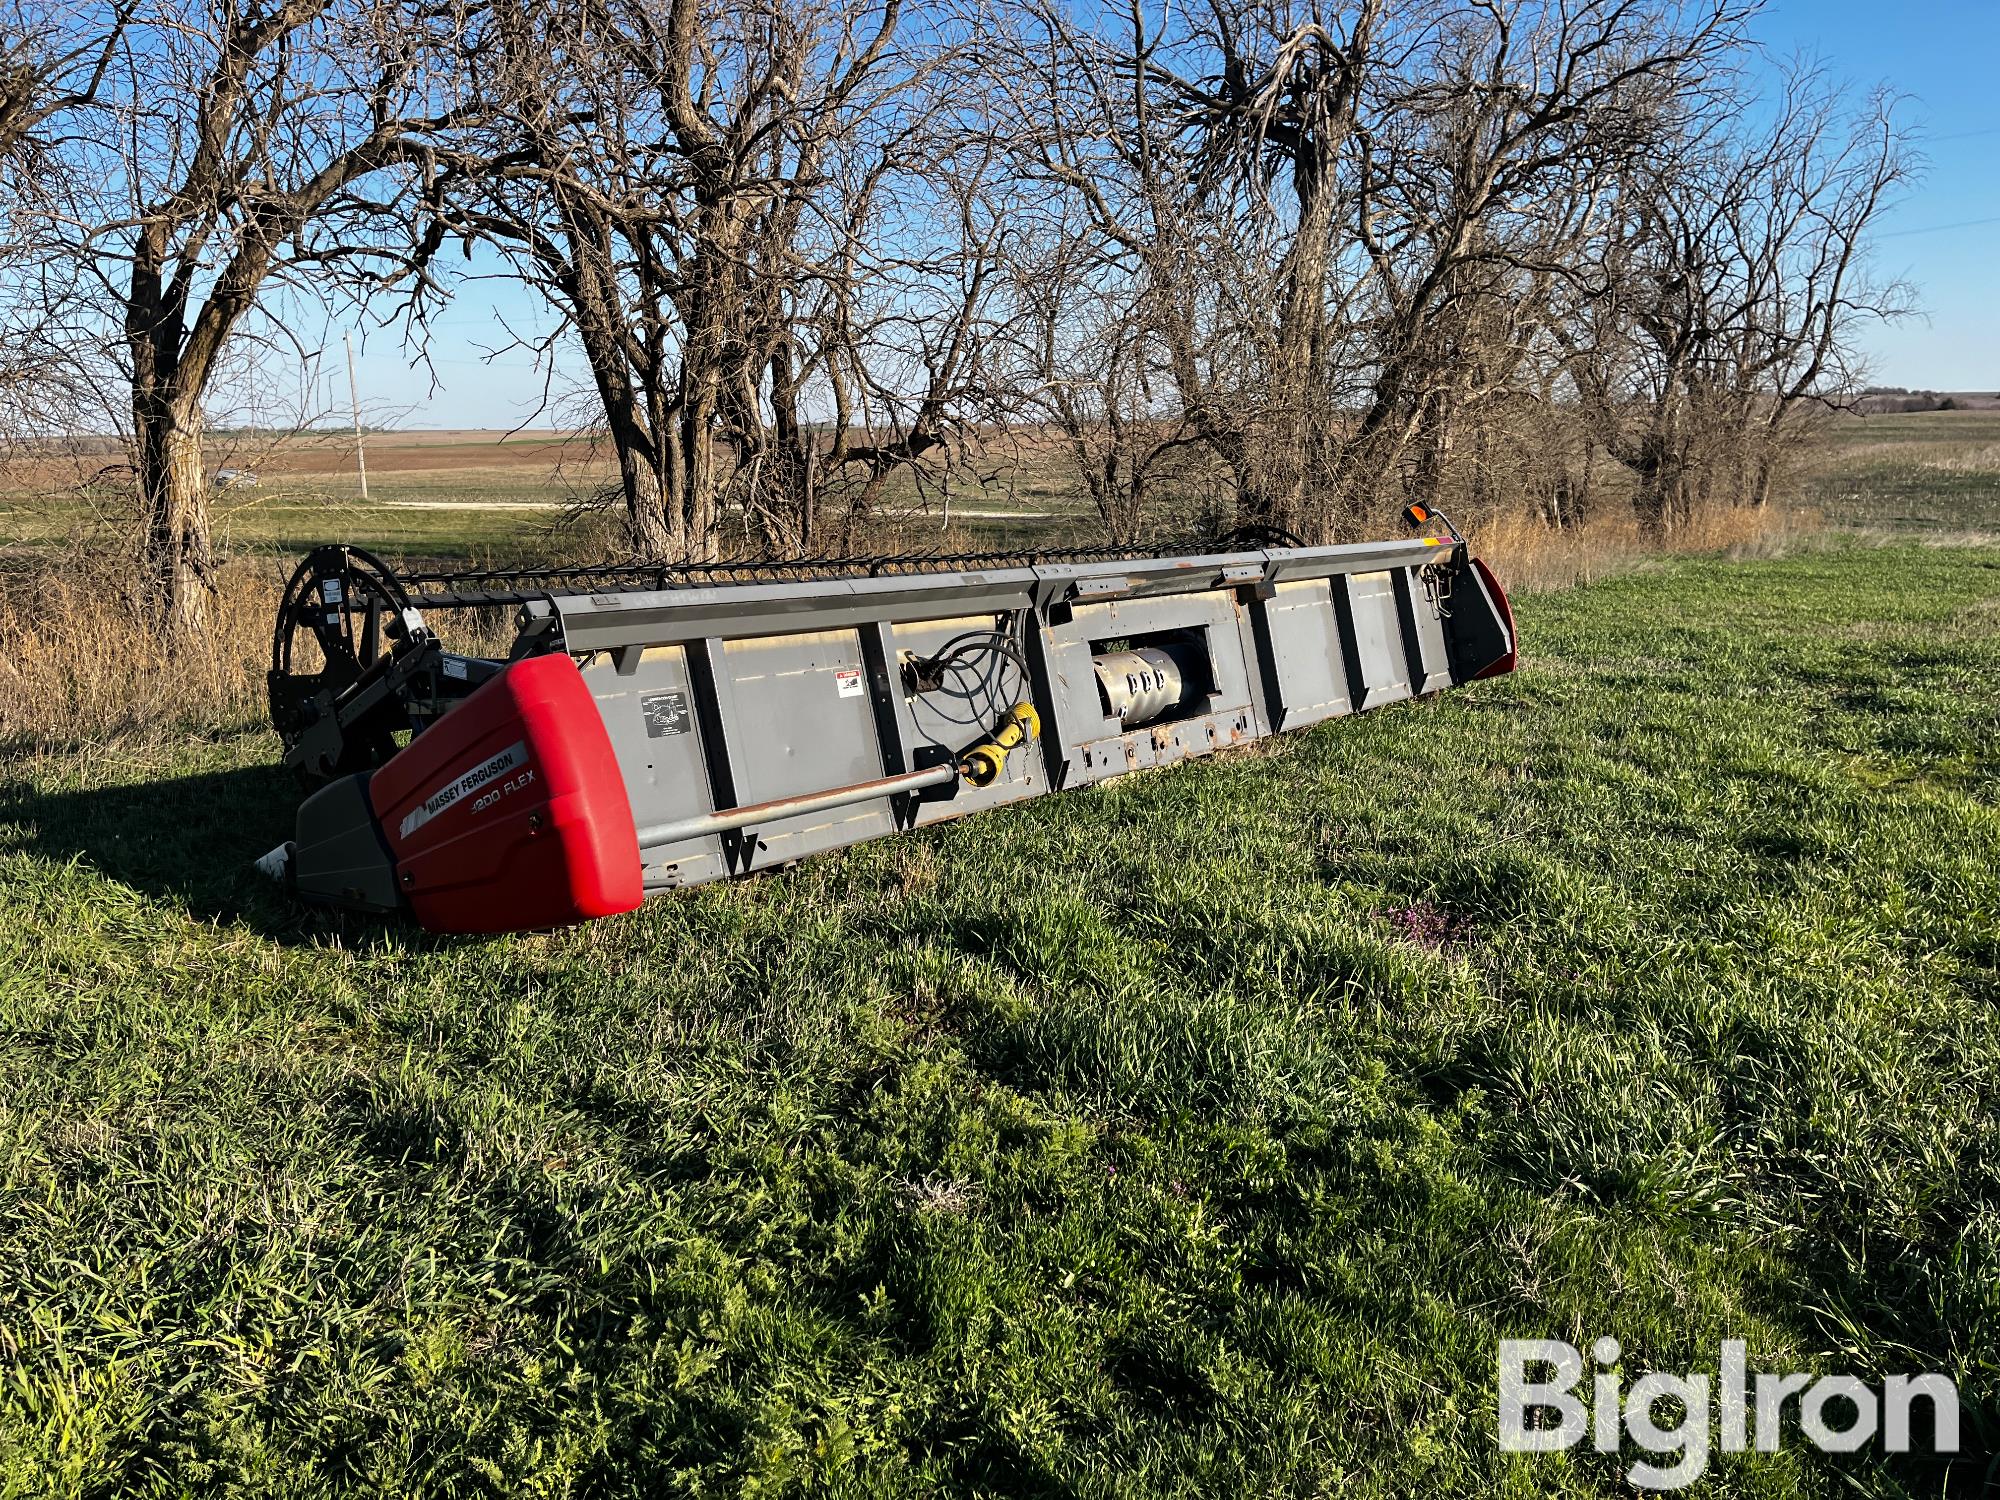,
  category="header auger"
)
[259,525,1516,934]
